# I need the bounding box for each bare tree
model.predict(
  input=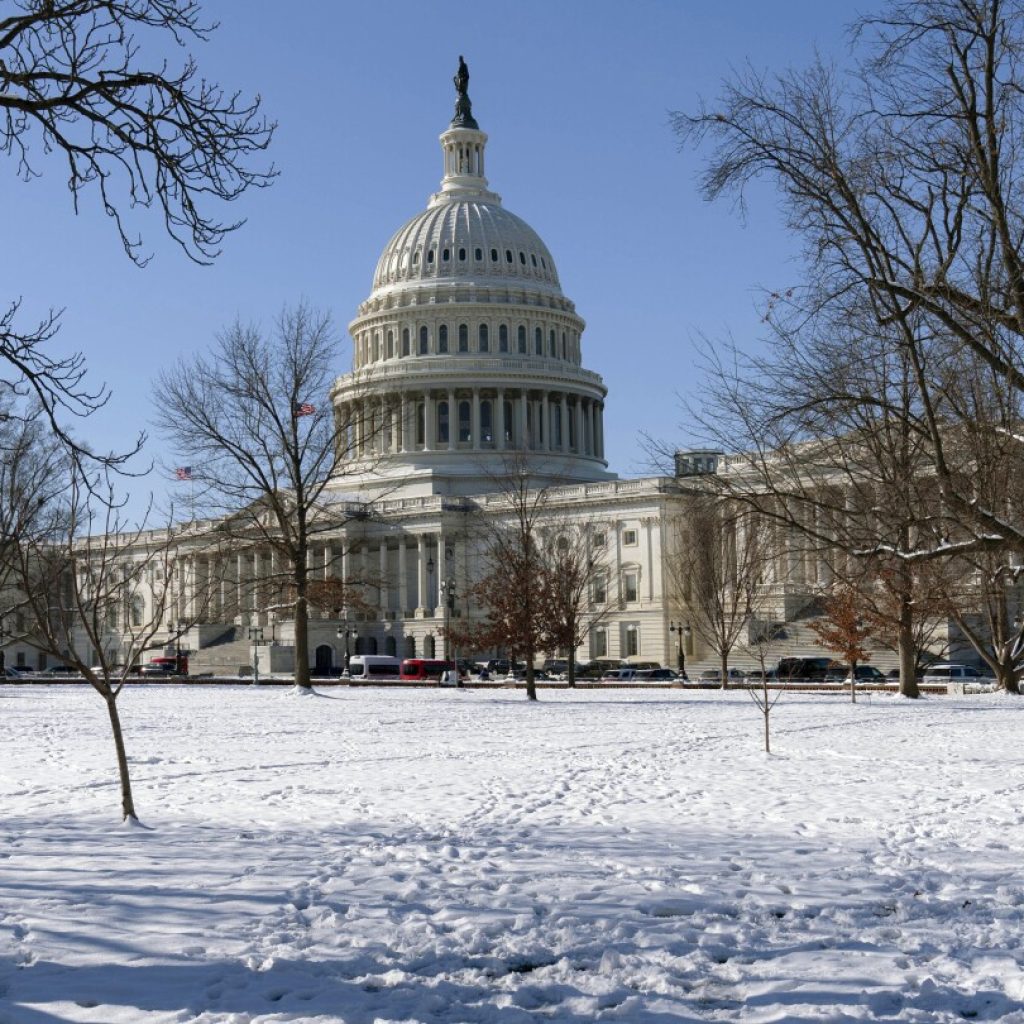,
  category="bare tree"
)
[0,422,204,821]
[0,0,274,463]
[537,521,610,688]
[673,0,1024,696]
[670,496,774,689]
[742,618,786,752]
[155,302,364,689]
